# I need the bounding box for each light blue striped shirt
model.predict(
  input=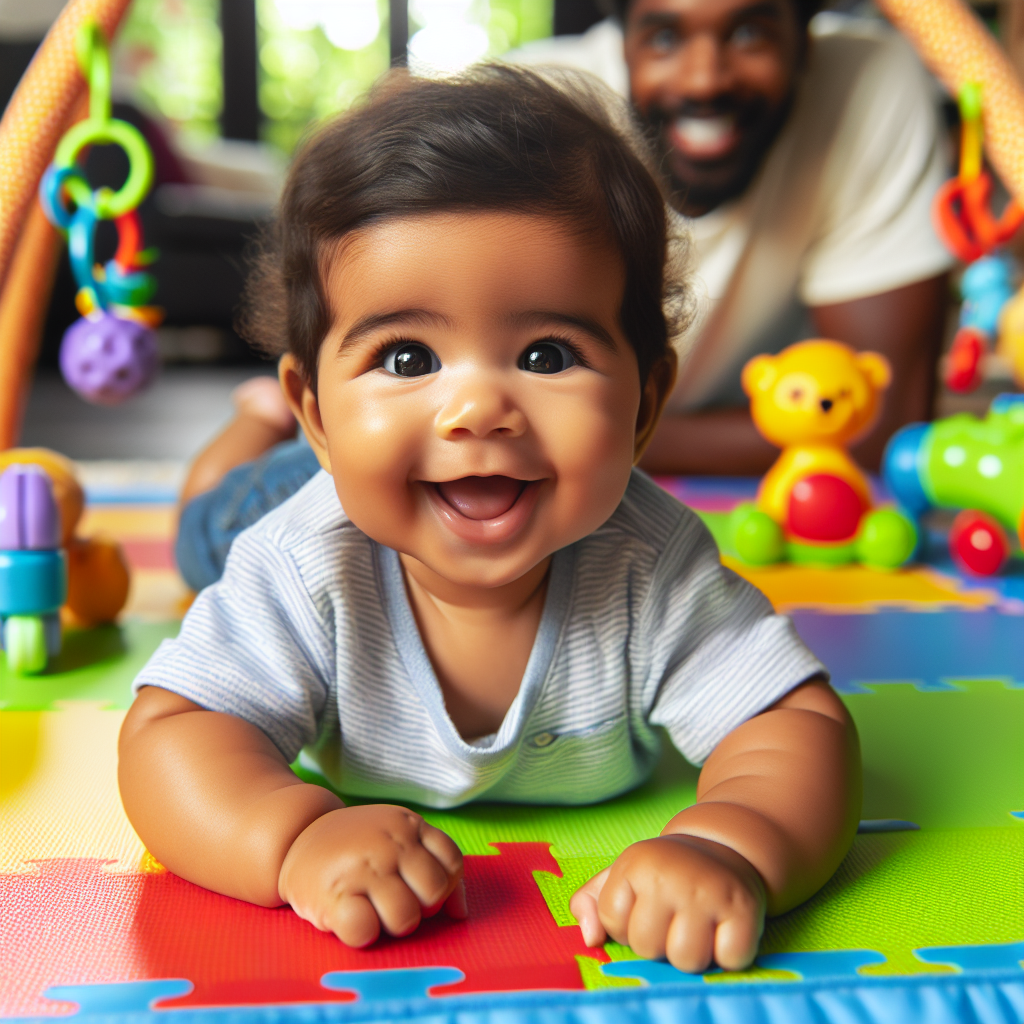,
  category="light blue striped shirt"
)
[135,469,824,808]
